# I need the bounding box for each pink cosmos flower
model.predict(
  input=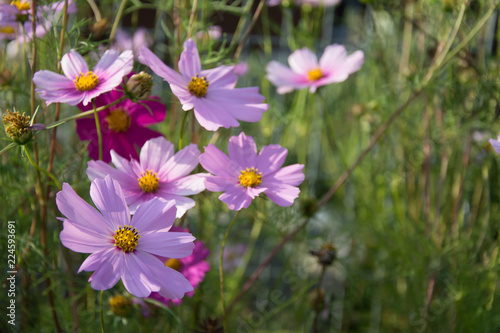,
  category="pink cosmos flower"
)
[76,89,167,163]
[86,136,206,217]
[138,38,268,131]
[33,49,133,106]
[266,43,364,94]
[199,132,305,210]
[148,226,210,307]
[57,175,195,299]
[112,28,153,58]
